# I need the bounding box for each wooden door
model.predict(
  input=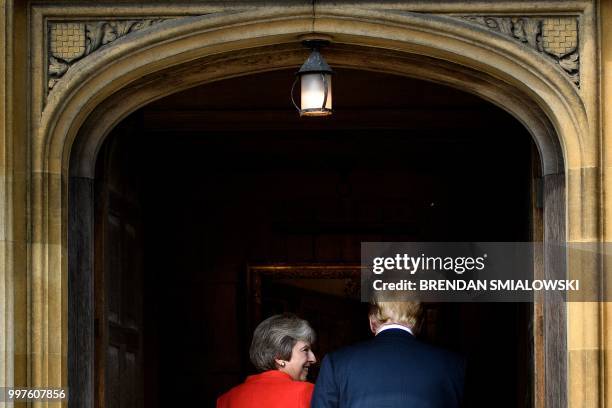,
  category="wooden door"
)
[94,126,144,408]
